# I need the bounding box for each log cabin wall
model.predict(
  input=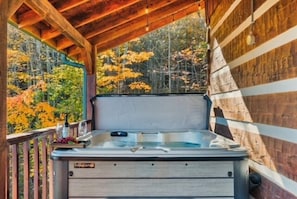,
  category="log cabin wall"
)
[207,0,297,198]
